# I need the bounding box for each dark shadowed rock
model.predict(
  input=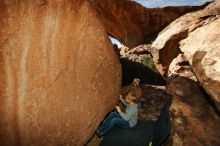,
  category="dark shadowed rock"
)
[166,76,220,146]
[120,58,165,86]
[119,44,165,86]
